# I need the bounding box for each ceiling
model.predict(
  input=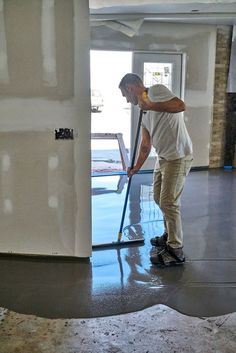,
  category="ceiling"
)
[89,1,236,25]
